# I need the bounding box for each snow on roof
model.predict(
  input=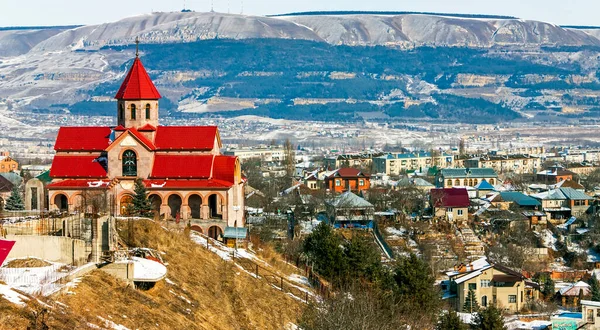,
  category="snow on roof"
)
[470,257,491,270]
[131,257,167,282]
[559,281,590,296]
[582,300,600,307]
[454,270,482,284]
[328,191,374,209]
